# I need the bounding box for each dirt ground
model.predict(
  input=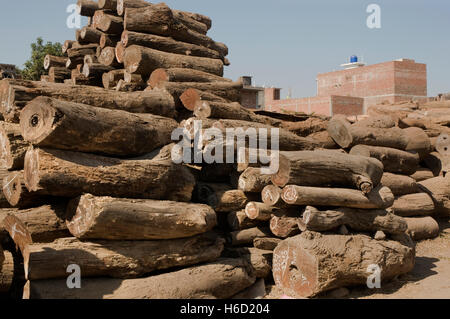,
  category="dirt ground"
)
[266,217,450,299]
